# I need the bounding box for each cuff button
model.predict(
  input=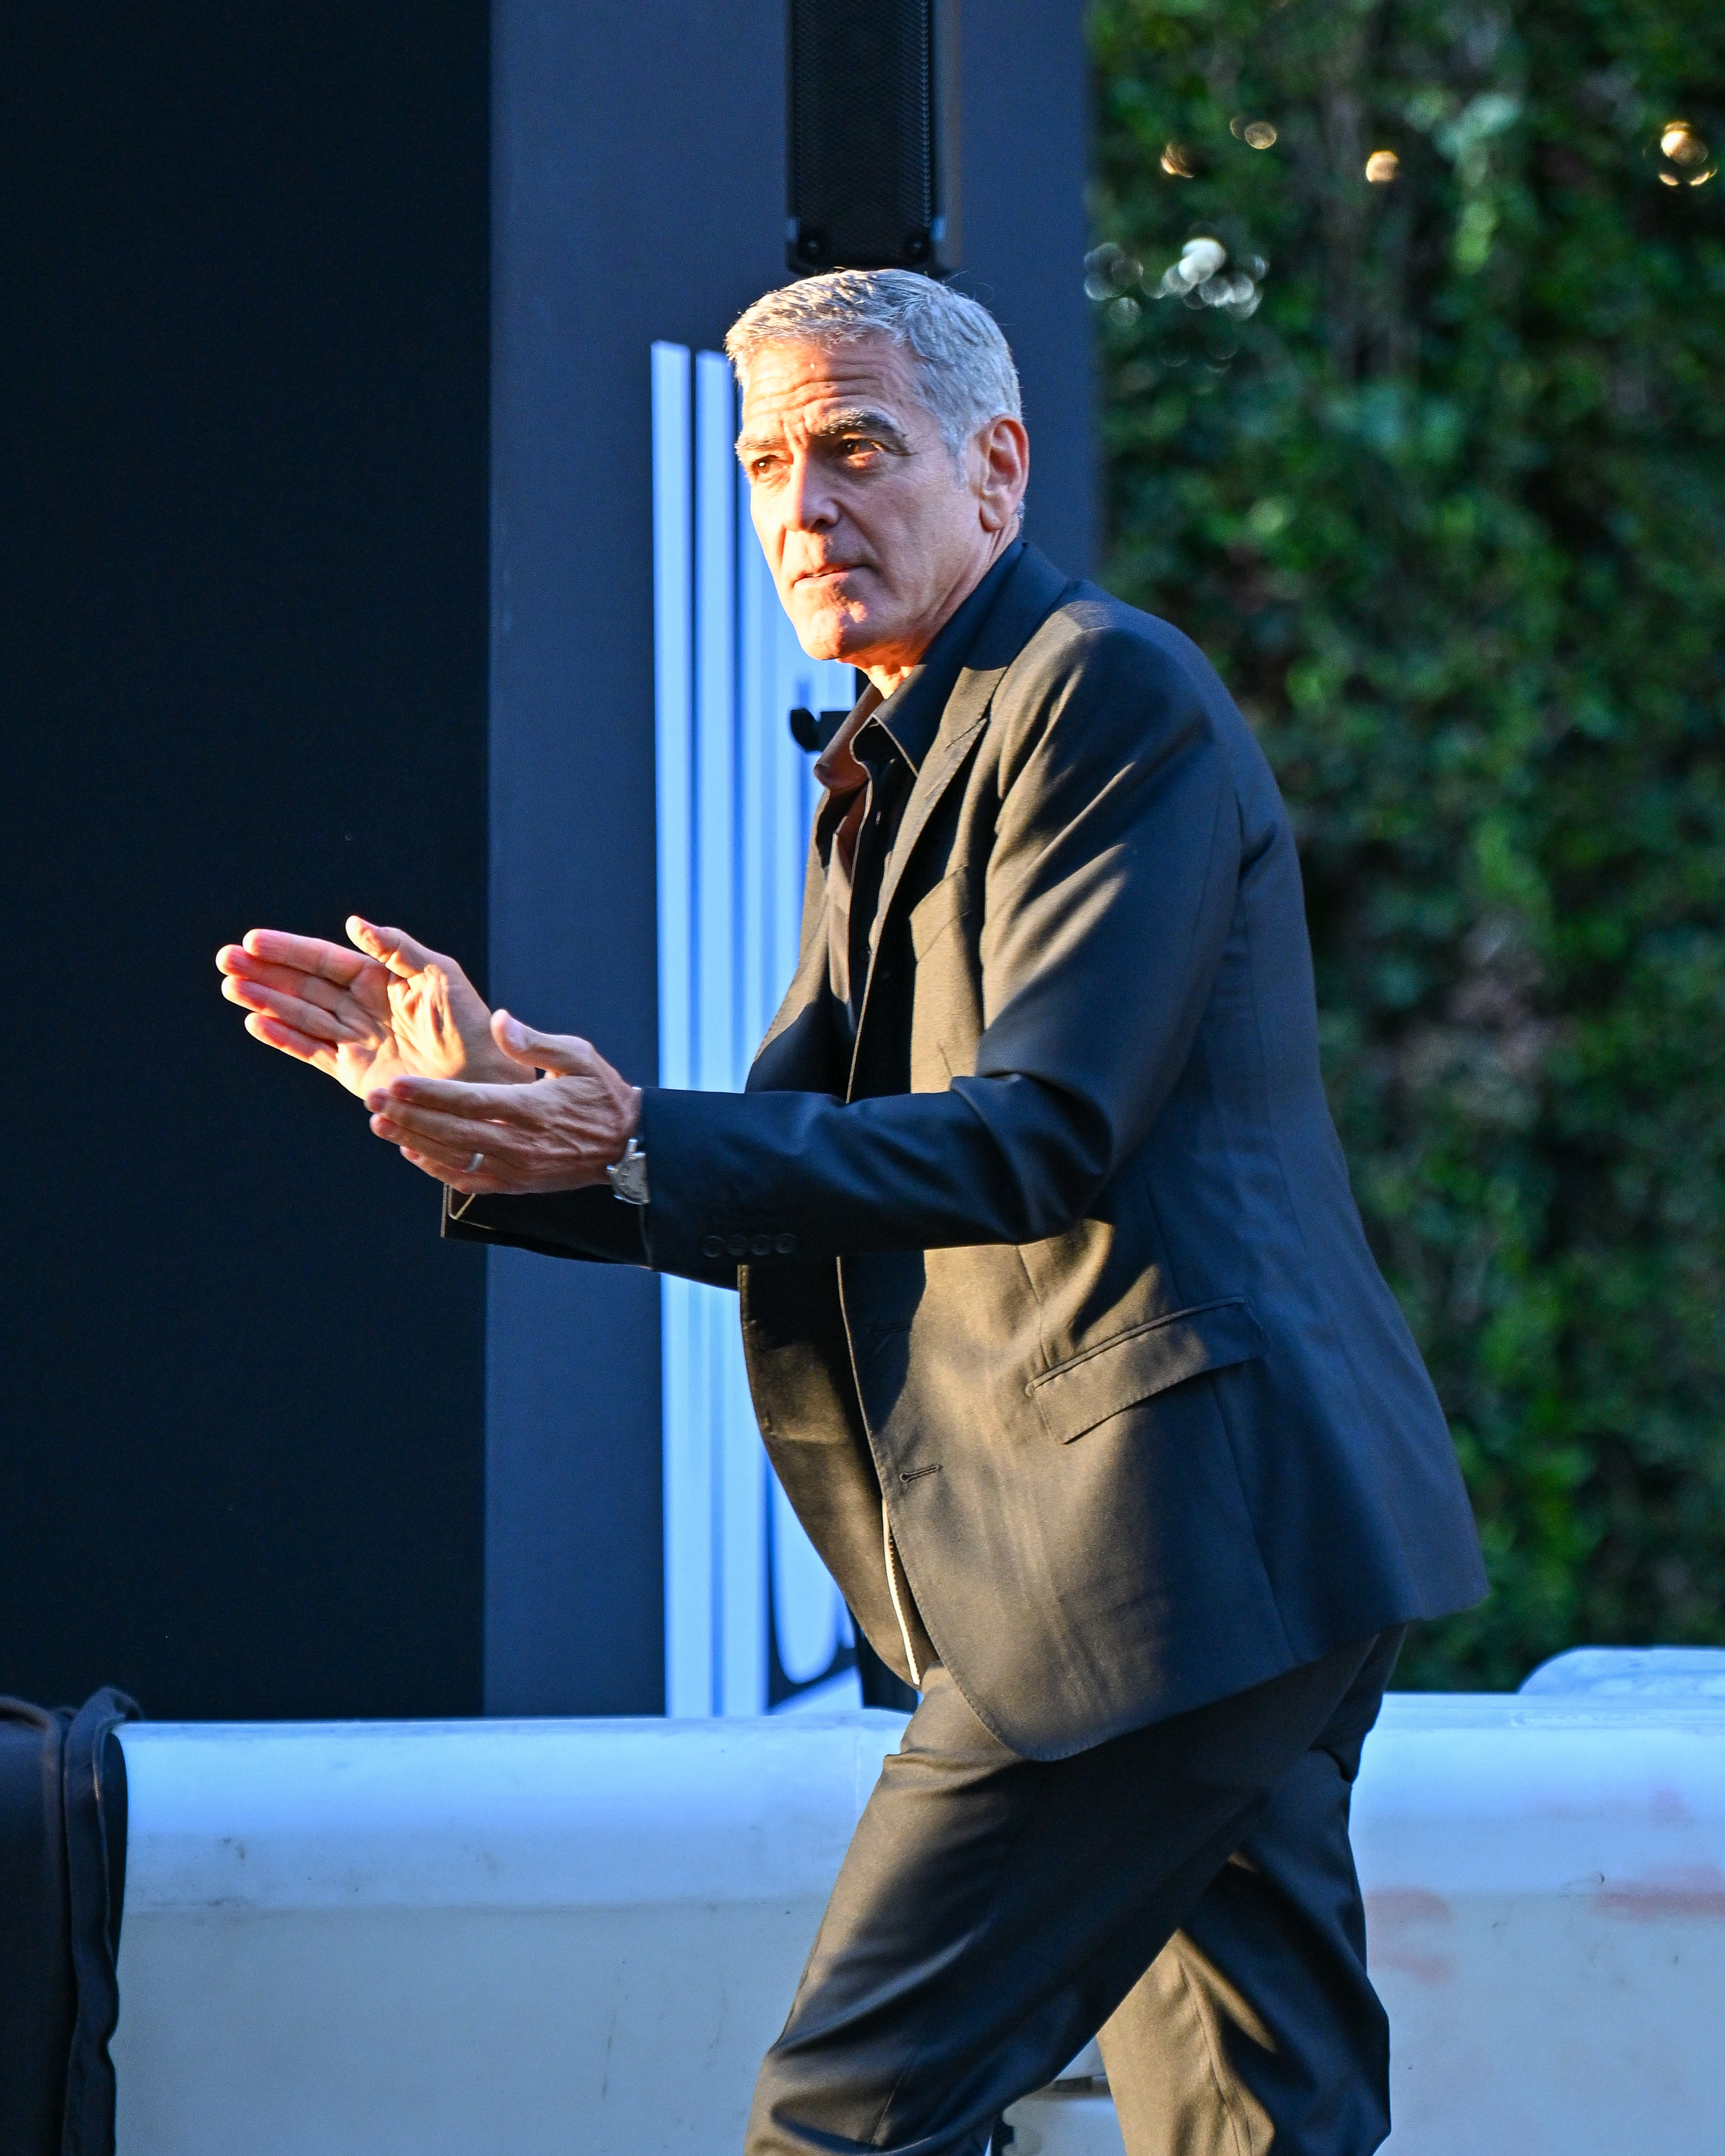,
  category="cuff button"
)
[701,1234,725,1259]
[749,1233,774,1257]
[774,1232,798,1256]
[726,1233,750,1258]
